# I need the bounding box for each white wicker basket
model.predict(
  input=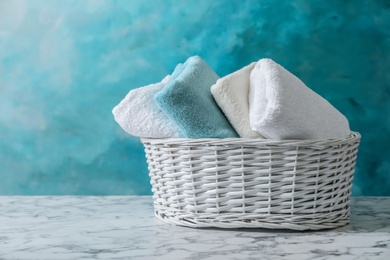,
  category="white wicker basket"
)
[141,132,360,230]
